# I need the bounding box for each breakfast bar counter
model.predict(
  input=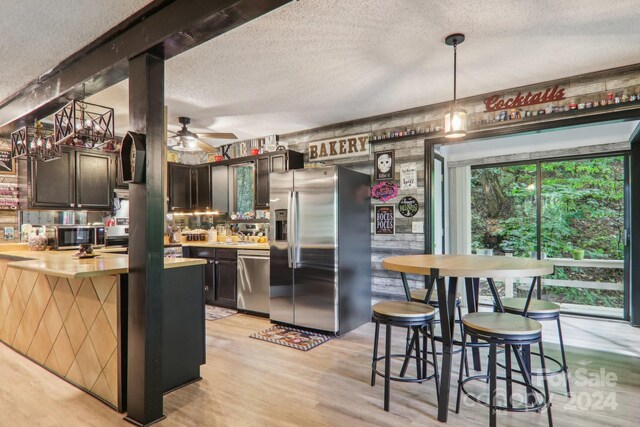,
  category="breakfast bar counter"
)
[0,246,207,412]
[0,250,206,279]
